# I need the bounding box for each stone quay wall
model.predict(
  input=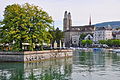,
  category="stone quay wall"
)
[0,49,73,62]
